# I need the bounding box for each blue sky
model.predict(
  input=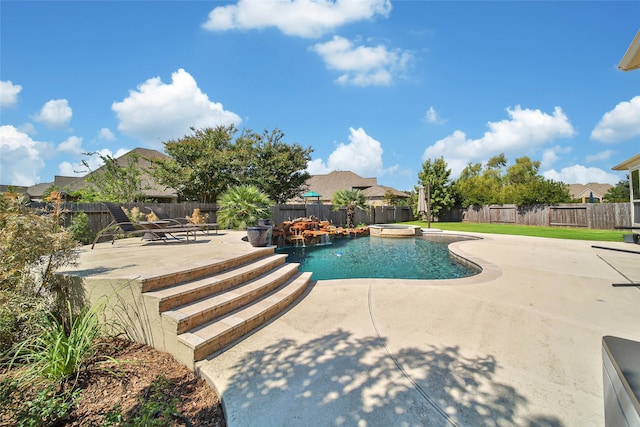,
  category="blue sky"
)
[1,1,639,192]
